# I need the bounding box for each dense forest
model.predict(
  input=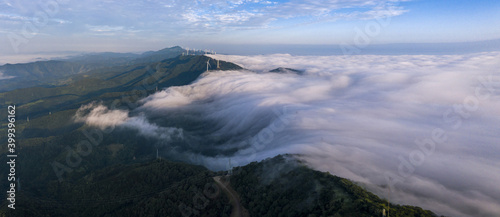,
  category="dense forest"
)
[231,155,439,217]
[0,155,441,217]
[0,160,231,217]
